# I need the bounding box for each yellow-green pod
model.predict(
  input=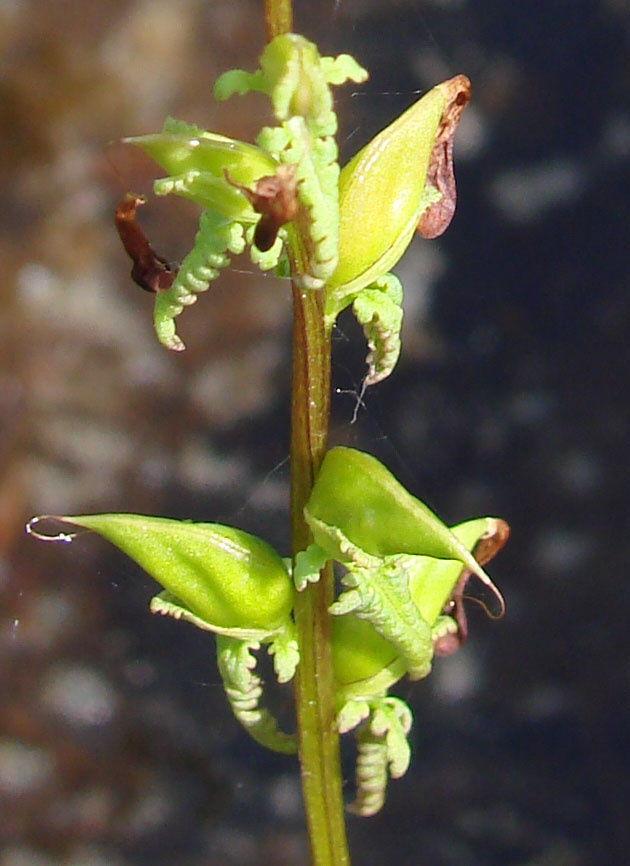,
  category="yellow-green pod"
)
[331,87,444,291]
[125,131,278,222]
[332,614,398,688]
[125,132,277,187]
[305,446,496,591]
[34,514,294,633]
[326,75,471,323]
